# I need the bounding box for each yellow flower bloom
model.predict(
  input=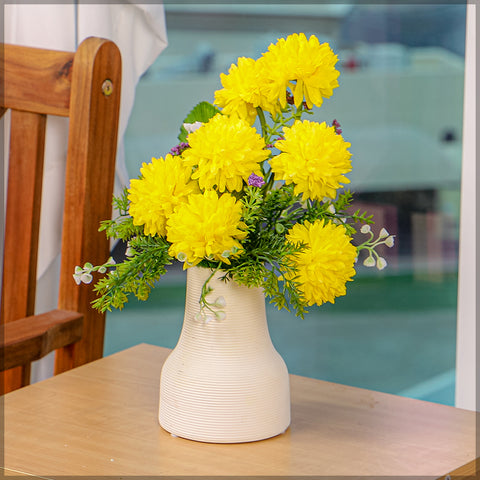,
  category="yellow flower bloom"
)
[286,220,357,306]
[166,190,247,268]
[214,57,280,124]
[128,154,199,236]
[261,33,340,109]
[182,113,269,192]
[270,120,352,200]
